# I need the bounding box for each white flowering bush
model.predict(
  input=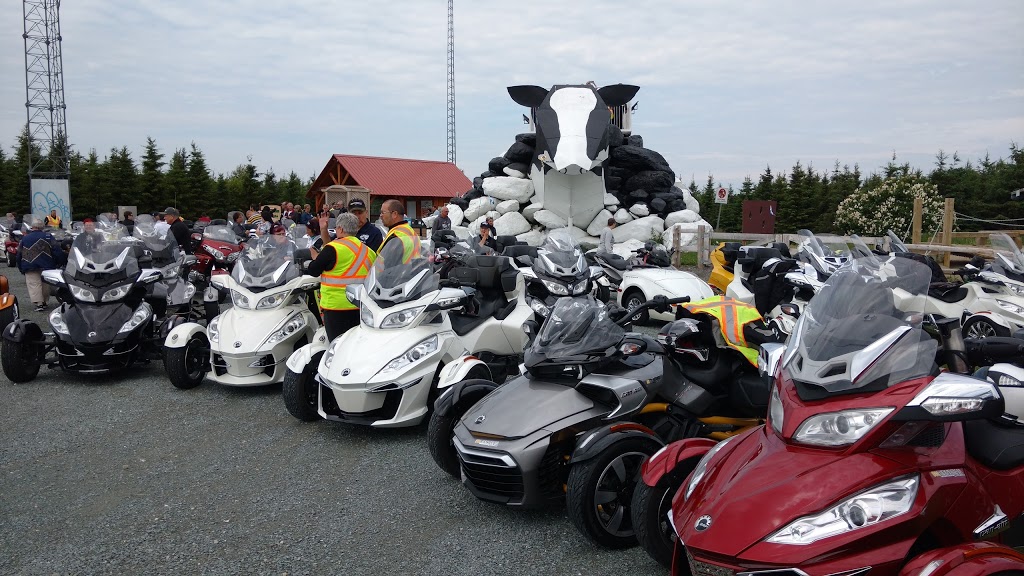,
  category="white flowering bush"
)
[834,175,944,236]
